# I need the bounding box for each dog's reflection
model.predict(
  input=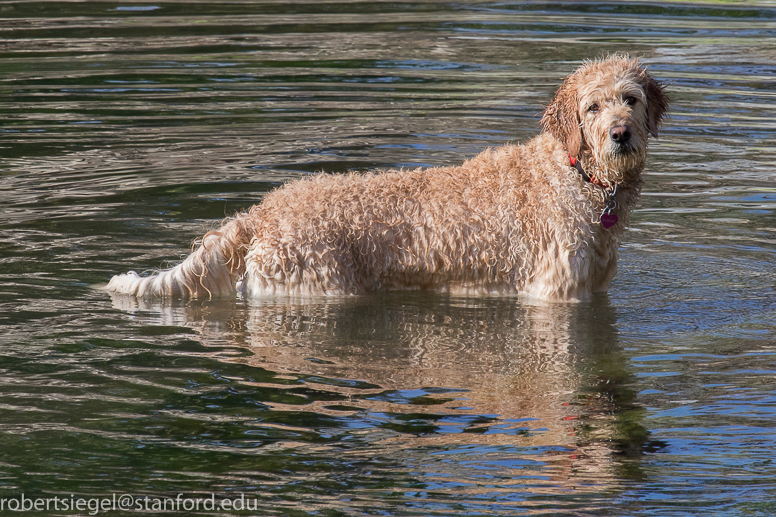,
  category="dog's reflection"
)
[113,293,645,451]
[111,292,649,462]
